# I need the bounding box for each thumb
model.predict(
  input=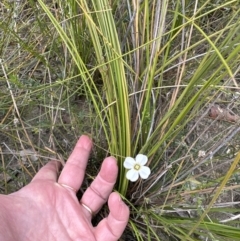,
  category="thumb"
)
[94,192,129,241]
